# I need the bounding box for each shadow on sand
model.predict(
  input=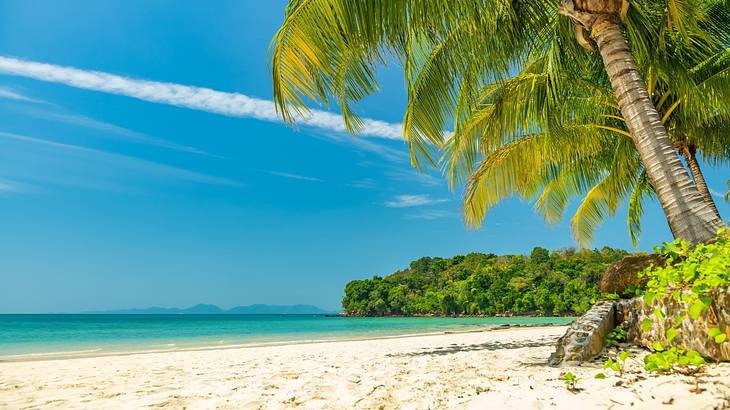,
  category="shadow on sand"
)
[388,337,556,358]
